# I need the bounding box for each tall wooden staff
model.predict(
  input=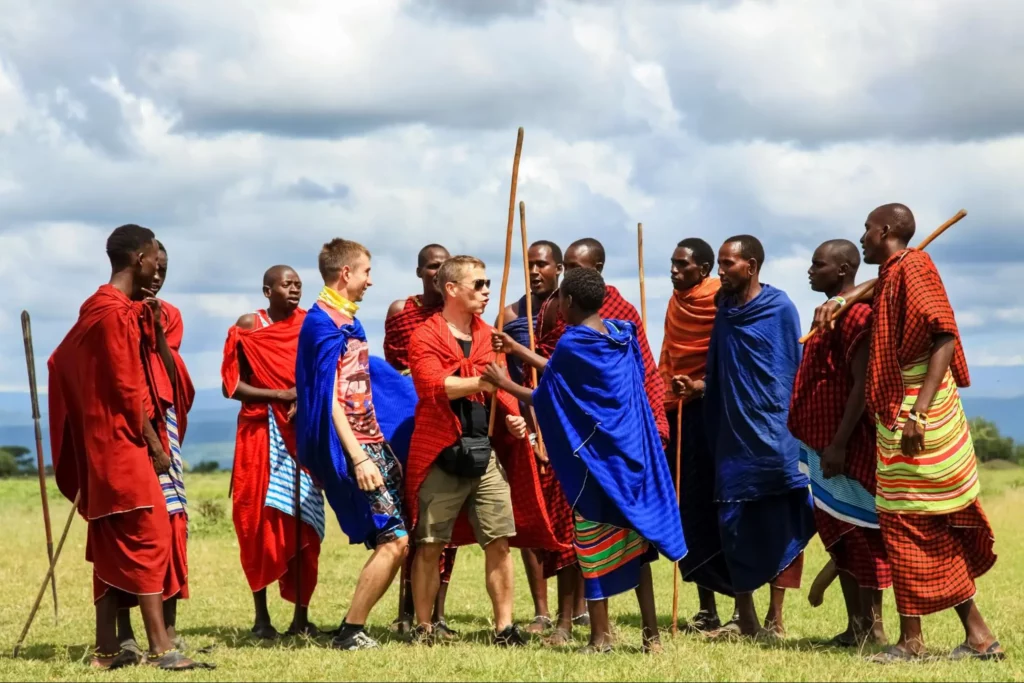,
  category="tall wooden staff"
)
[20,311,58,622]
[799,209,967,343]
[293,452,303,629]
[637,223,648,330]
[518,201,549,470]
[672,404,682,637]
[489,127,525,435]
[13,492,80,657]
